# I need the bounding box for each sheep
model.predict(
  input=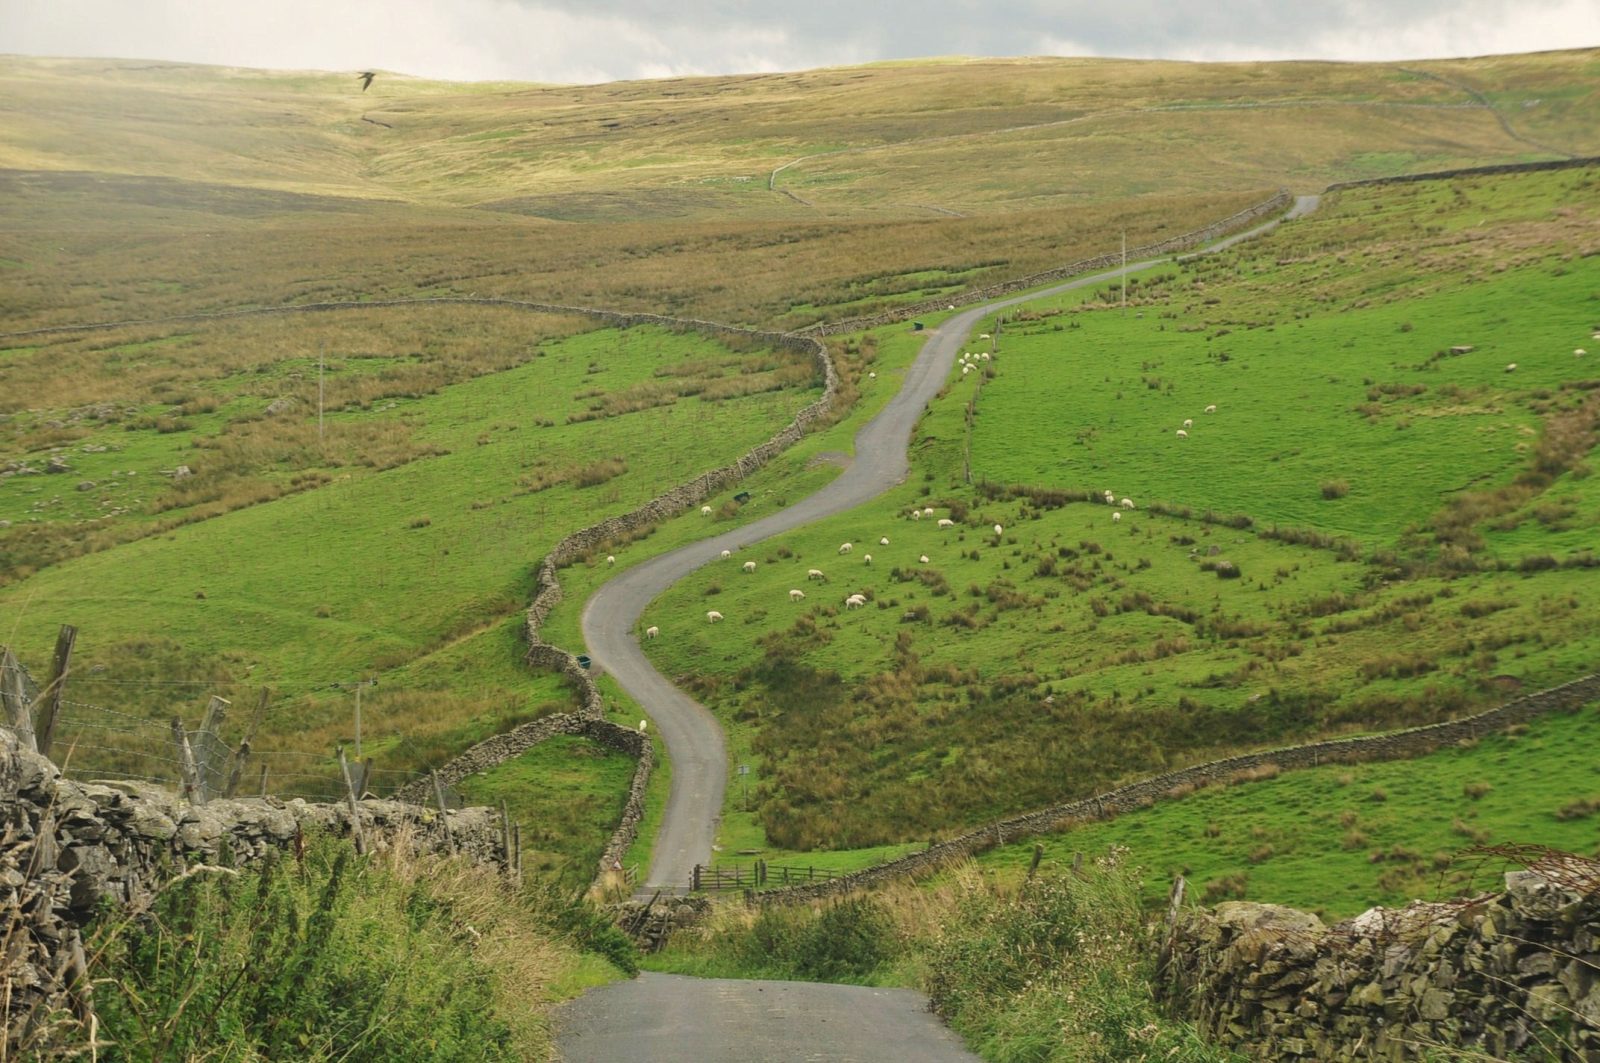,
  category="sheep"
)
[807,568,825,580]
[869,371,877,378]
[639,720,648,734]
[993,524,1003,536]
[706,610,723,623]
[1505,363,1518,372]
[838,542,853,554]
[911,510,922,520]
[980,352,990,361]
[864,554,873,564]
[922,507,936,516]
[1576,348,1587,358]
[962,365,971,375]
[645,625,659,639]
[937,518,956,528]
[879,536,890,545]
[1121,498,1135,509]
[721,549,732,559]
[1176,429,1188,438]
[1183,418,1193,428]
[789,588,806,601]
[978,333,990,339]
[919,554,930,564]
[606,555,616,565]
[701,505,712,515]
[743,560,757,573]
[845,594,866,609]
[1204,404,1217,414]
[1103,490,1115,503]
[1112,511,1122,523]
